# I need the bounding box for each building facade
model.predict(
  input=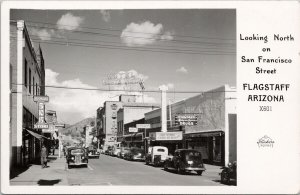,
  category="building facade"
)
[144,85,236,166]
[117,102,160,143]
[10,20,46,168]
